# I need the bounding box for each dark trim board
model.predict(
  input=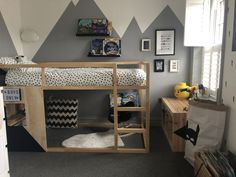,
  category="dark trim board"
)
[6,126,45,152]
